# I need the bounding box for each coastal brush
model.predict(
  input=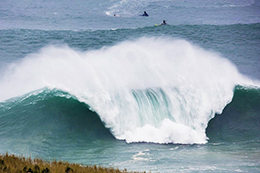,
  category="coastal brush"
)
[0,153,146,173]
